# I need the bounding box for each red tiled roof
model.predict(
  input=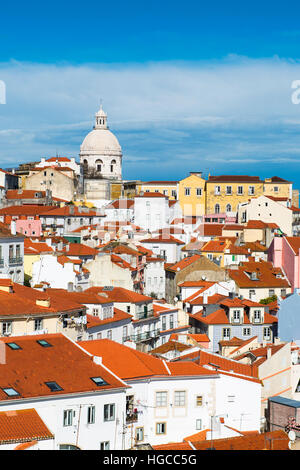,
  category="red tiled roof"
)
[0,409,54,444]
[62,243,98,257]
[165,254,202,272]
[196,224,224,237]
[5,190,47,200]
[228,260,290,288]
[86,308,132,329]
[0,334,127,400]
[46,157,71,162]
[85,286,153,304]
[79,339,217,380]
[135,192,167,198]
[192,430,289,450]
[0,282,84,317]
[105,199,134,209]
[152,442,193,450]
[139,235,185,245]
[208,175,262,183]
[286,237,300,255]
